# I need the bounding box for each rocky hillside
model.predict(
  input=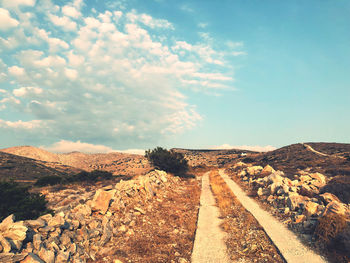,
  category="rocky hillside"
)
[0,152,80,182]
[227,162,350,262]
[232,143,350,178]
[1,146,151,176]
[0,170,200,263]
